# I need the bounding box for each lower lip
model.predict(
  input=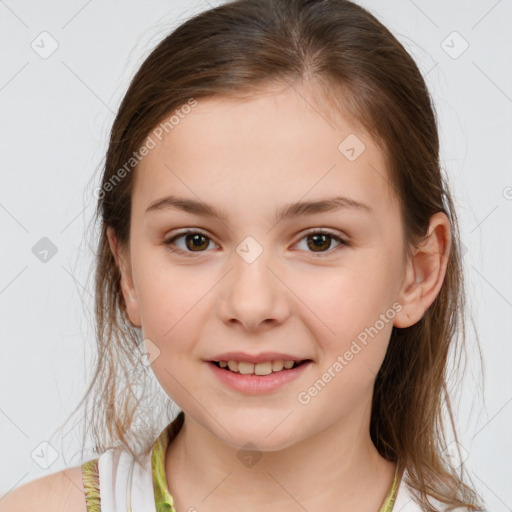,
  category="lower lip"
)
[207,361,312,394]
